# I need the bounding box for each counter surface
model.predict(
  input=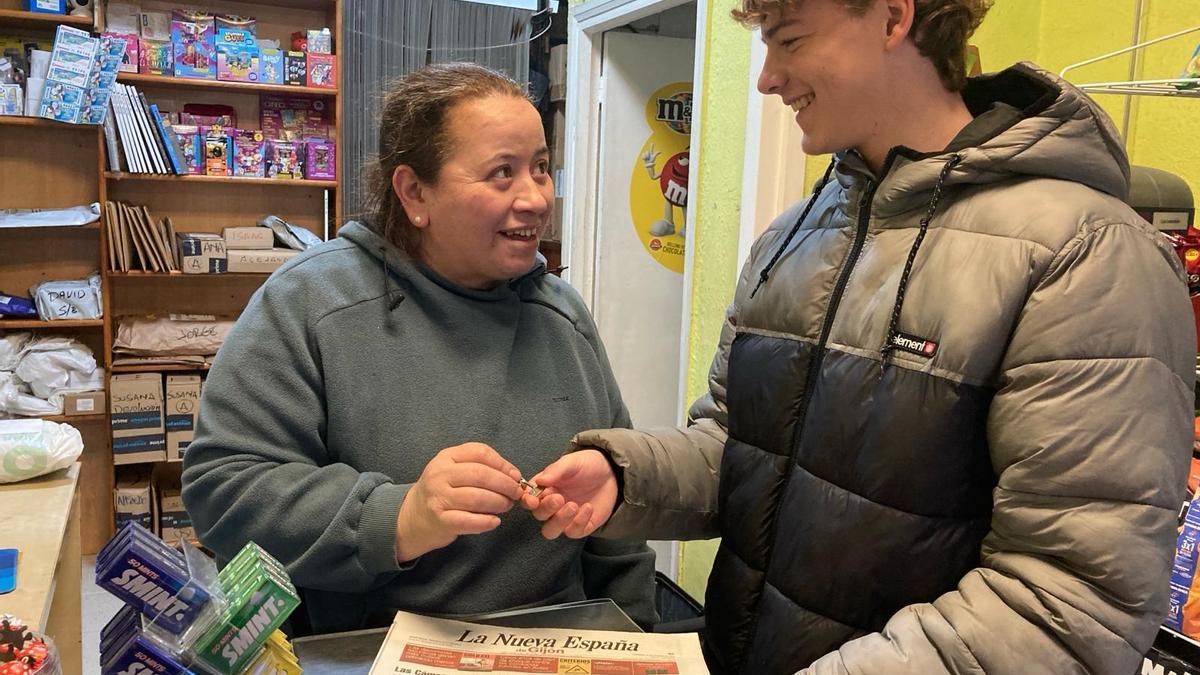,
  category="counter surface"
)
[0,463,80,632]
